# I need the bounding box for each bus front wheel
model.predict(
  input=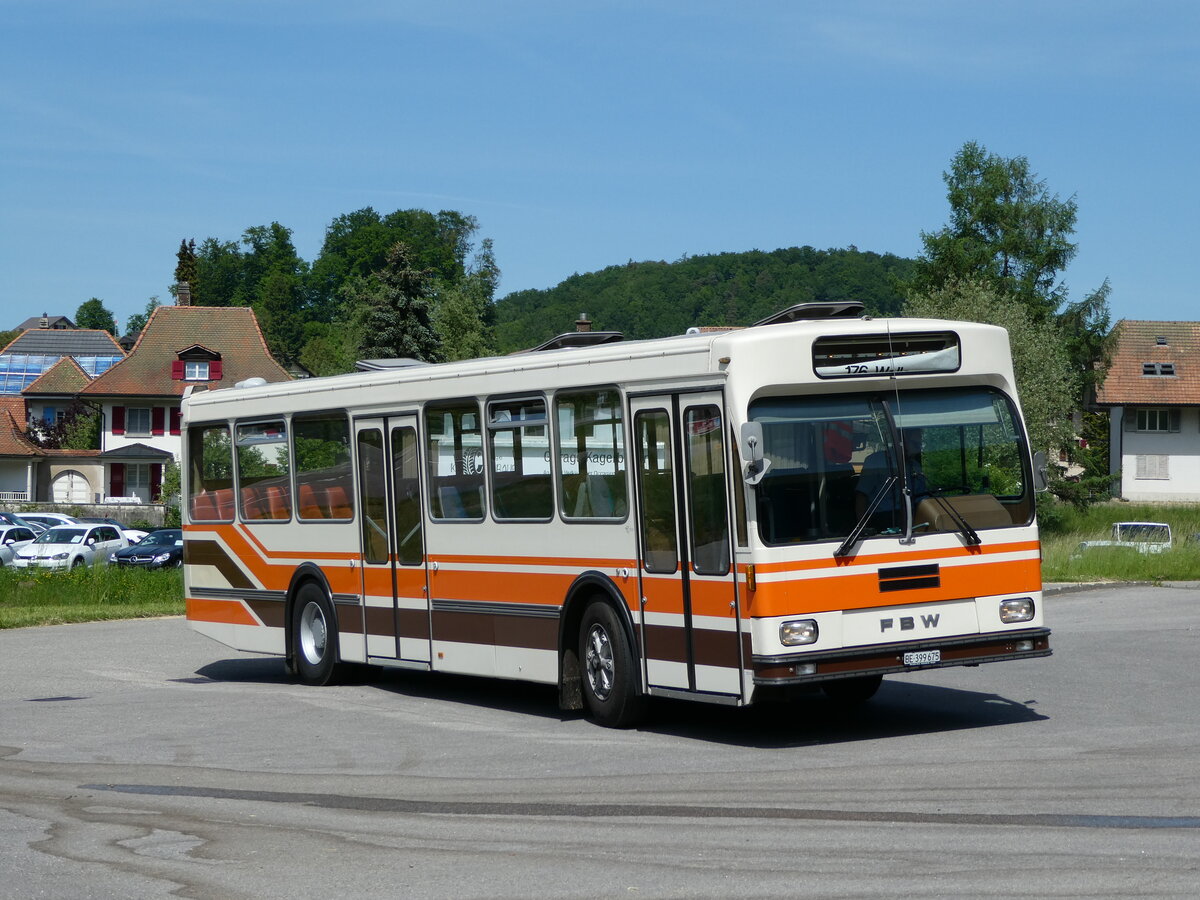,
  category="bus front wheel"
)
[292,583,340,686]
[579,600,646,728]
